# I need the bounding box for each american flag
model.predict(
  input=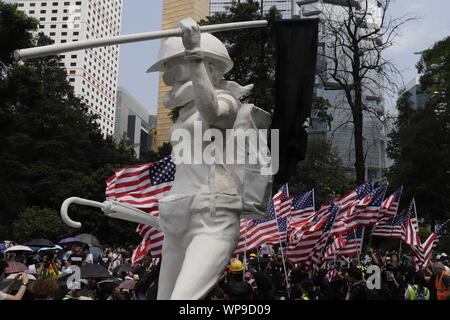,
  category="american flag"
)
[285,207,329,266]
[342,185,388,231]
[328,181,373,236]
[325,227,365,261]
[372,210,408,238]
[402,199,420,247]
[325,268,338,283]
[105,157,175,265]
[290,190,315,221]
[379,186,403,218]
[233,200,286,255]
[323,235,345,262]
[419,219,450,268]
[273,184,292,219]
[285,183,369,266]
[310,204,339,269]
